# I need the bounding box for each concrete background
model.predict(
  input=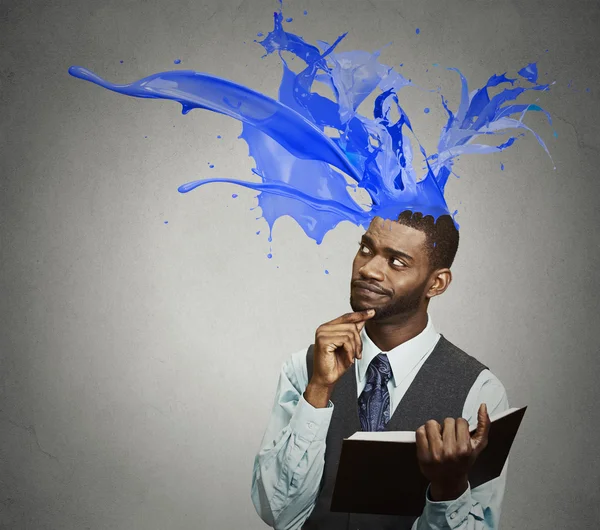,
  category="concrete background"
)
[1,0,599,528]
